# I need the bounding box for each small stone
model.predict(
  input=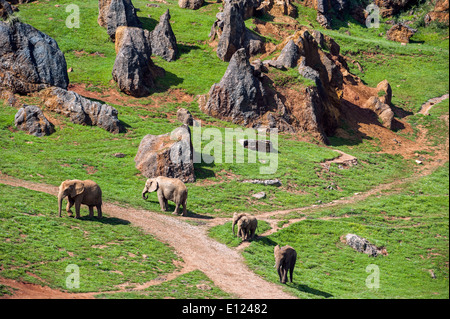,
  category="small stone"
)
[252,191,266,199]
